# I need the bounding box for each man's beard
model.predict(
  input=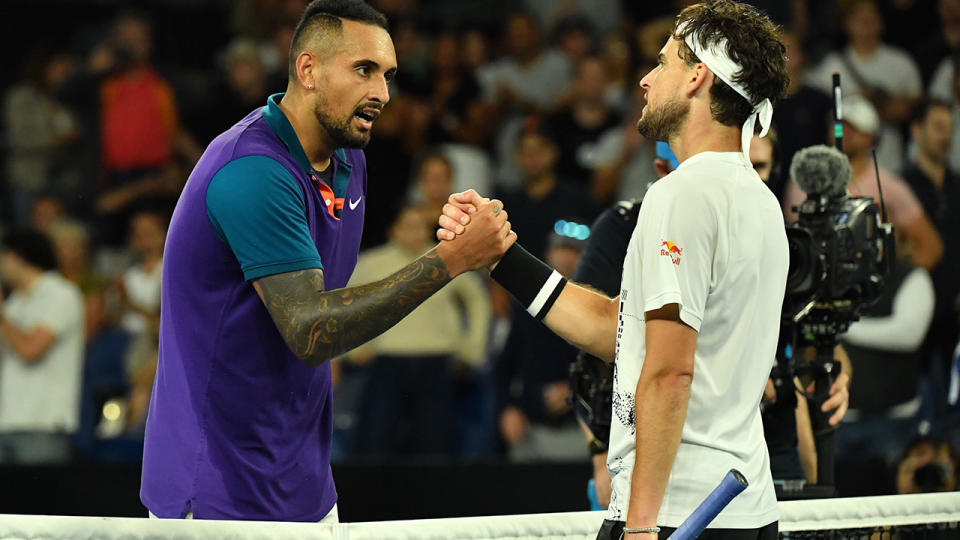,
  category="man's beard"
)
[636,96,690,142]
[314,98,371,149]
